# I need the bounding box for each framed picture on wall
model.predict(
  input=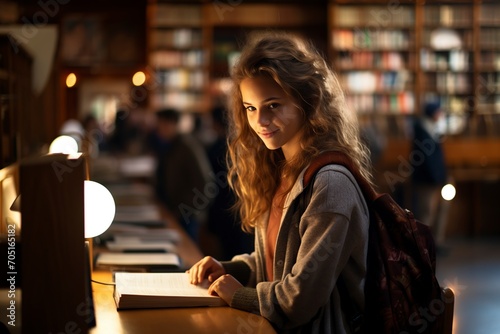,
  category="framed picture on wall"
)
[60,15,141,67]
[60,15,104,66]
